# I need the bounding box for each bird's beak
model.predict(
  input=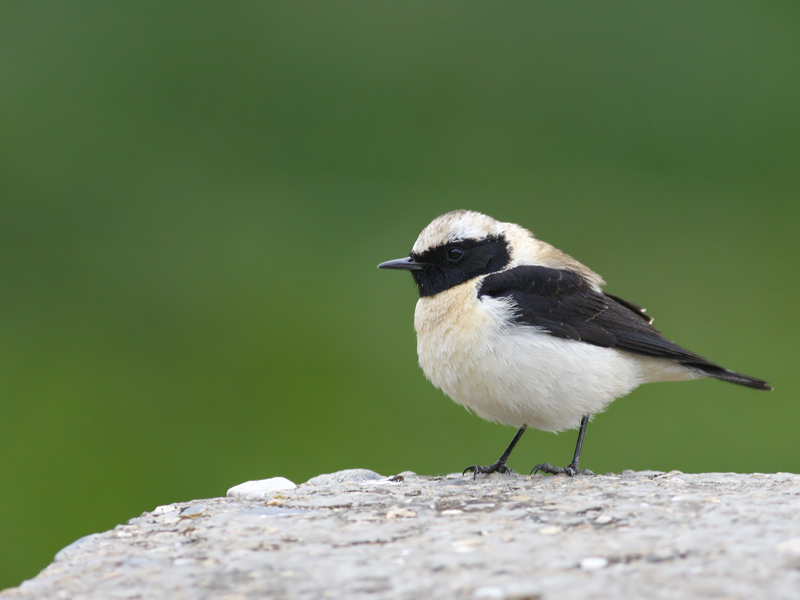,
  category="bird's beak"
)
[377,256,425,271]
